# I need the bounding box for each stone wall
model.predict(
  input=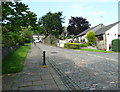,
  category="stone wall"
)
[96,35,106,50]
[2,46,18,60]
[42,34,58,46]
